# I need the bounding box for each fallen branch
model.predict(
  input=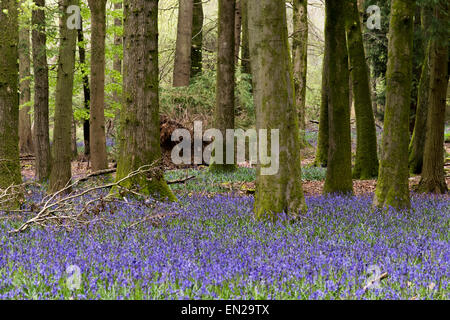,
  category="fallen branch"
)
[362,272,389,293]
[78,168,117,182]
[167,175,195,185]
